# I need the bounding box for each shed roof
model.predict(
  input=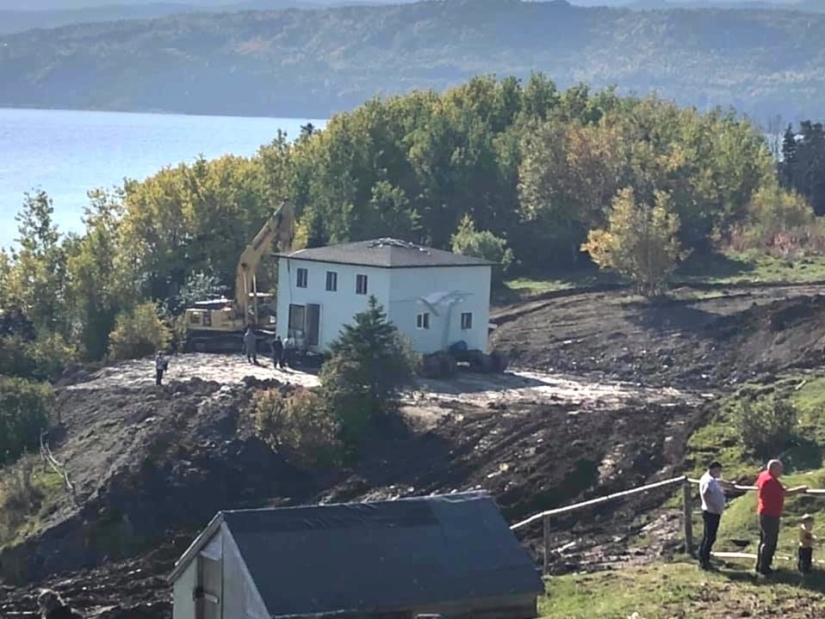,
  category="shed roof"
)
[275,238,494,269]
[170,492,542,619]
